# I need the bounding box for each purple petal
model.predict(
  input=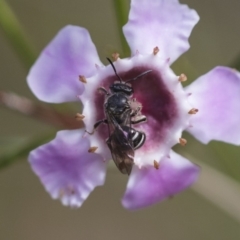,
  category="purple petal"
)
[29,130,107,208]
[185,67,240,145]
[27,25,102,103]
[123,0,199,64]
[122,151,200,209]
